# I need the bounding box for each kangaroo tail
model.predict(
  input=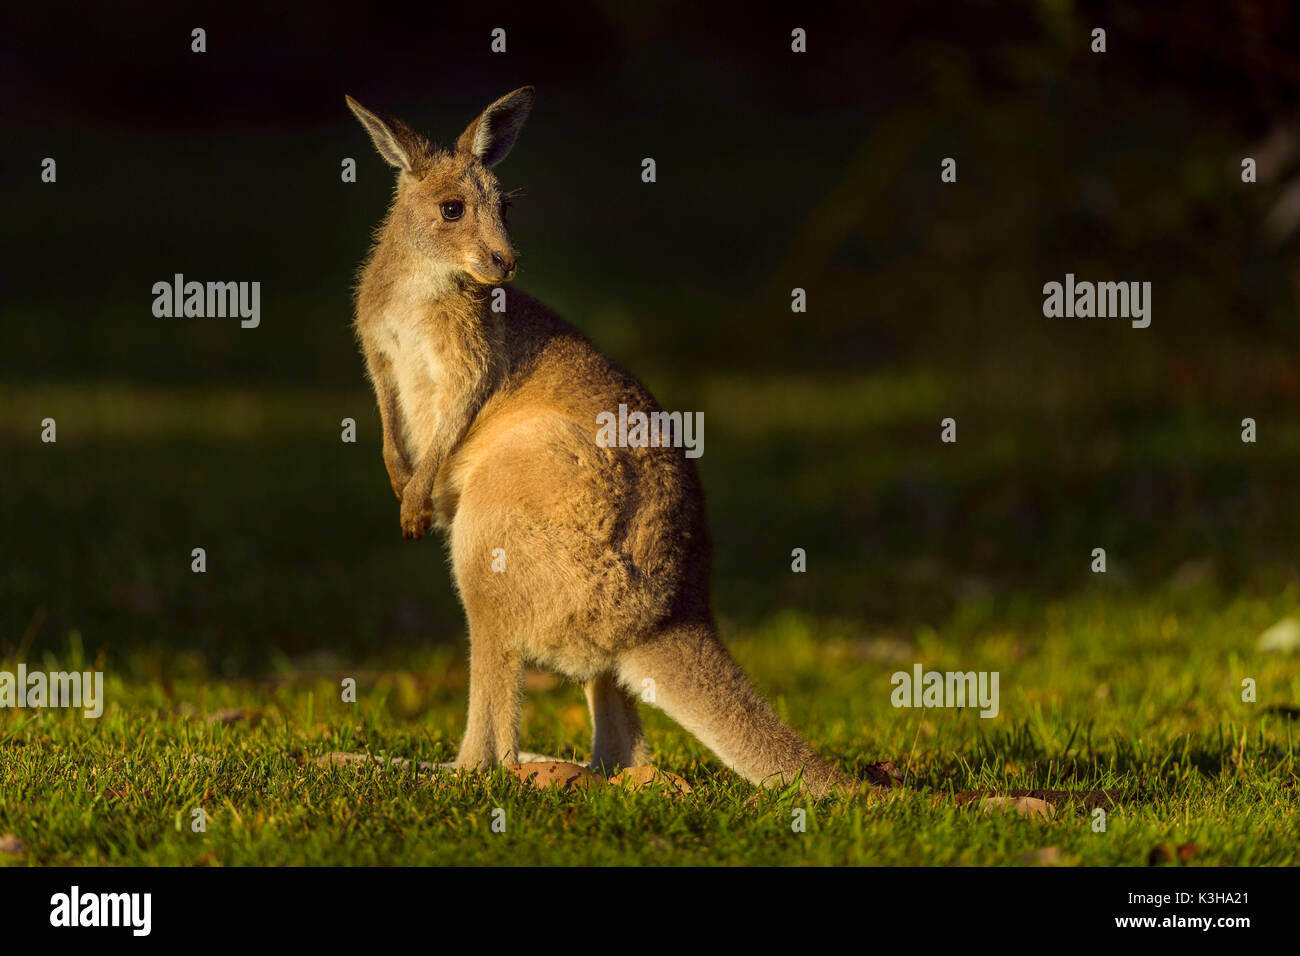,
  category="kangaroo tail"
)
[616,620,850,797]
